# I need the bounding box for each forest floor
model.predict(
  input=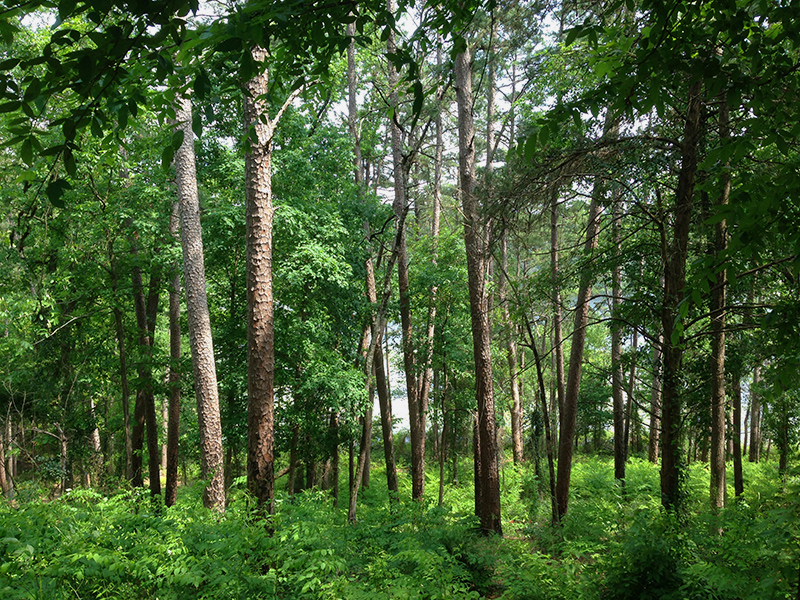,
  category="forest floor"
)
[1,455,798,599]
